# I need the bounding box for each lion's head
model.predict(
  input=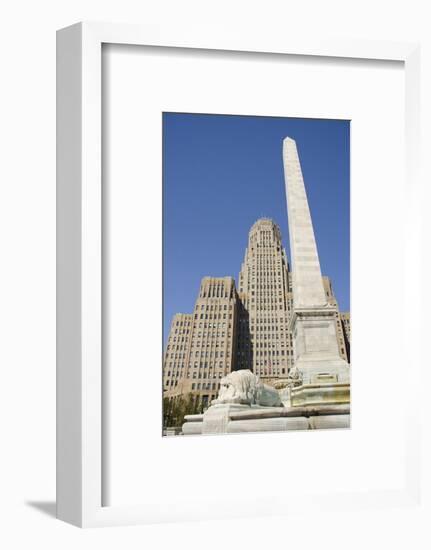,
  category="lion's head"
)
[212,369,283,407]
[213,370,259,405]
